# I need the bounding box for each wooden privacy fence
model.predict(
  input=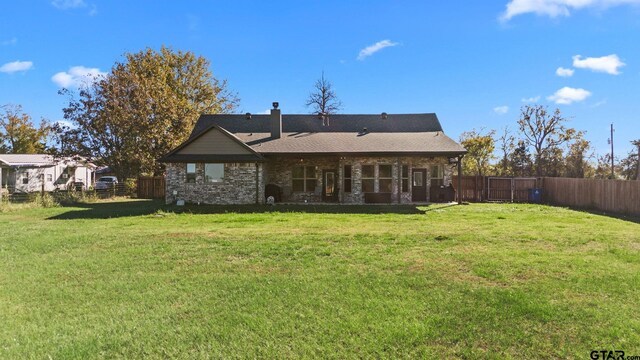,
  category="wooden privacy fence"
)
[543,177,640,215]
[453,176,485,202]
[137,176,165,199]
[452,176,542,202]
